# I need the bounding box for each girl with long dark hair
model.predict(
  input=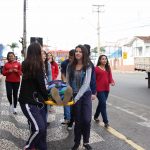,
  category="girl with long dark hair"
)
[66,45,93,150]
[19,43,48,150]
[94,54,115,128]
